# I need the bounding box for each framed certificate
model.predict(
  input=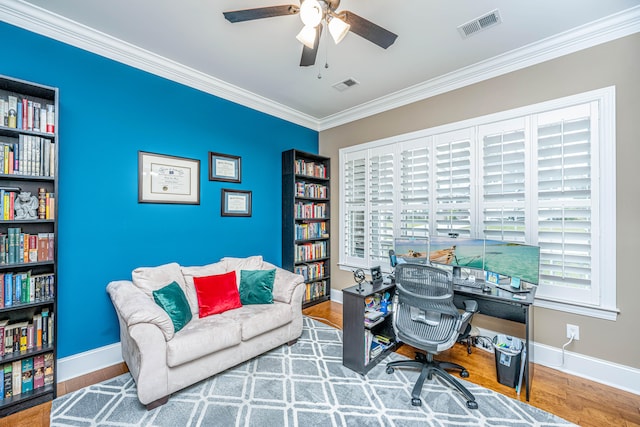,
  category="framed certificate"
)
[209,152,241,183]
[221,189,252,217]
[138,151,200,204]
